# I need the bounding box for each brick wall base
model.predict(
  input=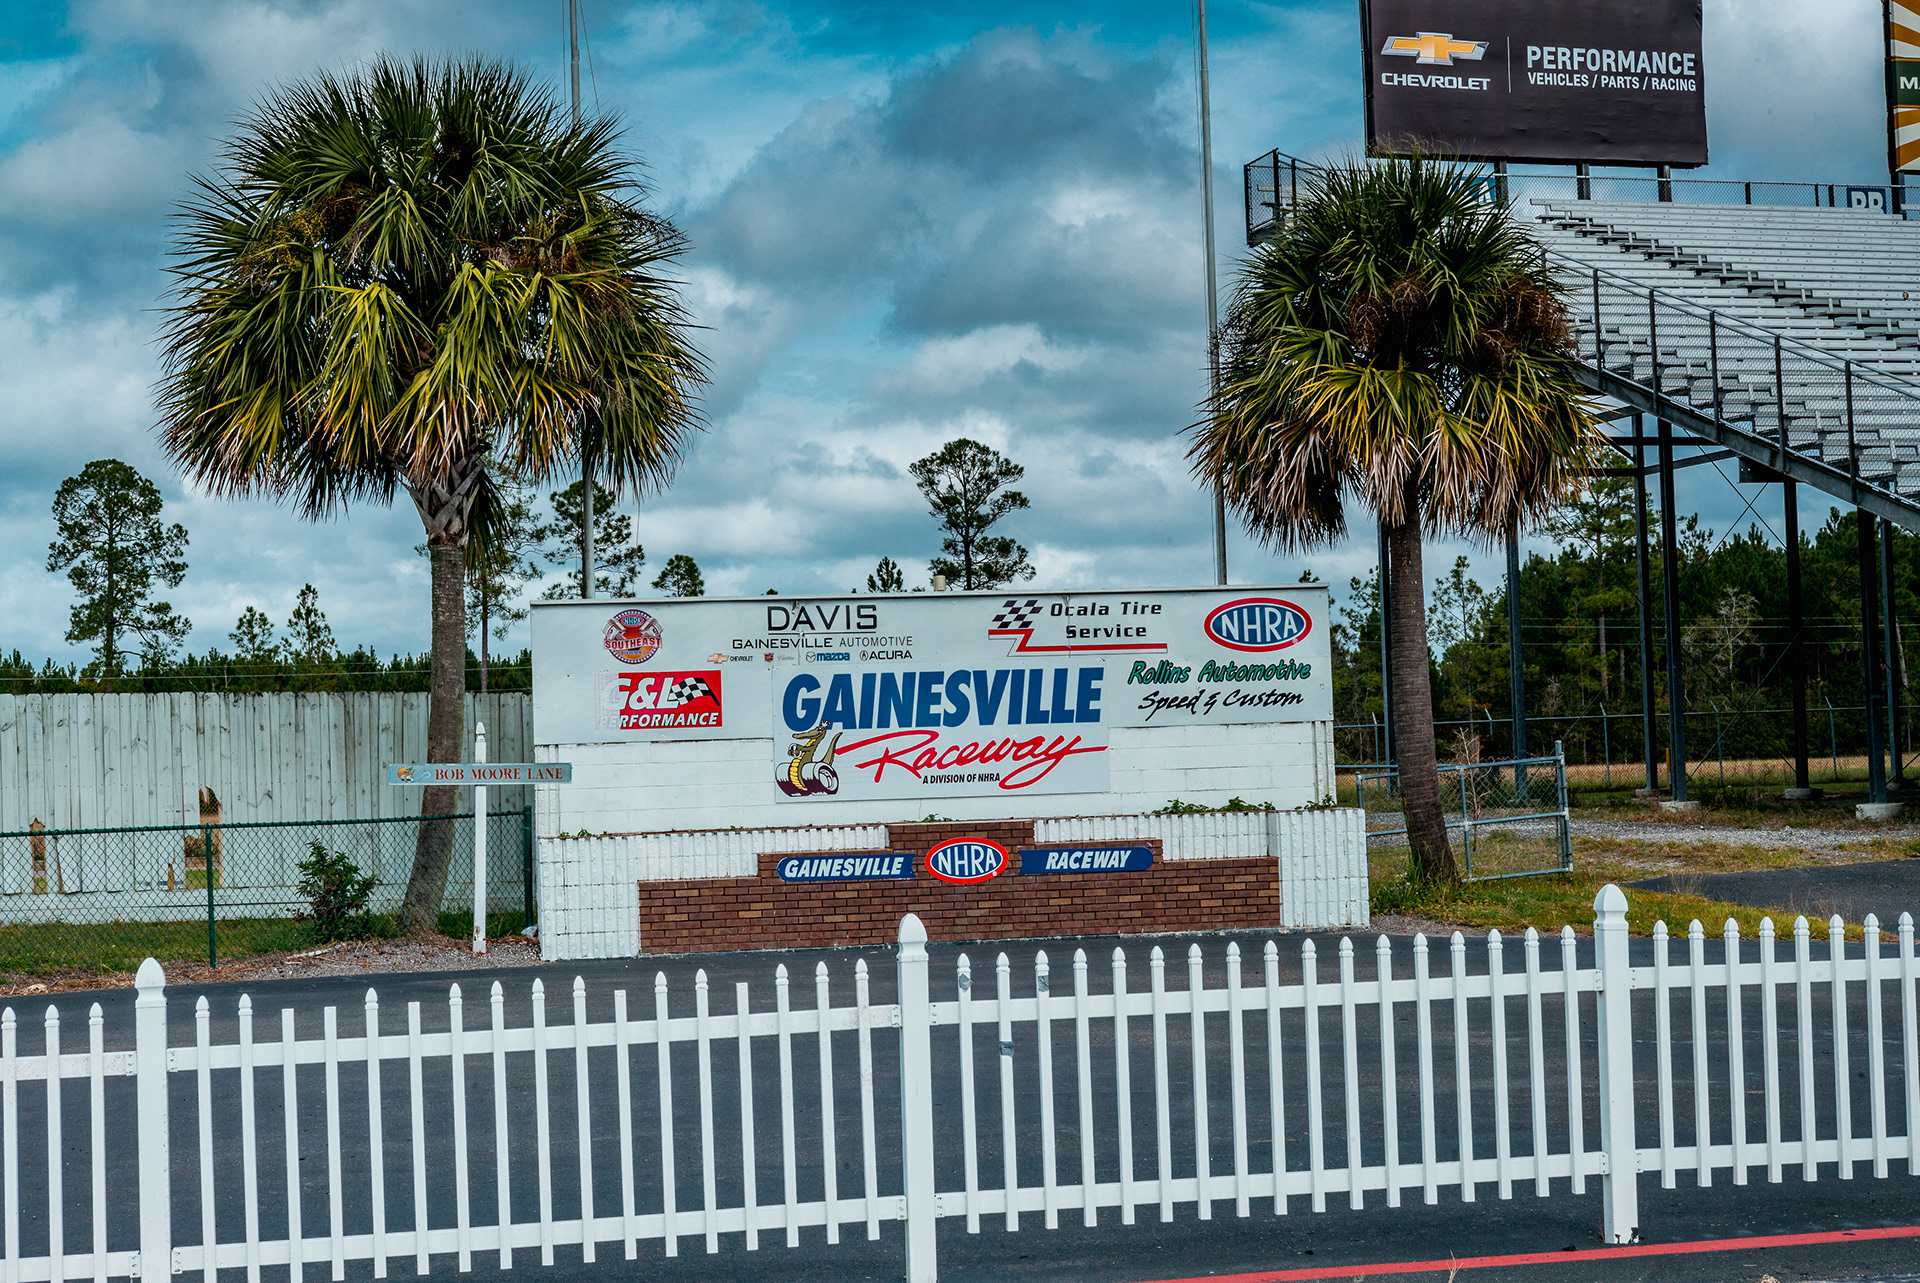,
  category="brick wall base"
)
[632,820,1279,953]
